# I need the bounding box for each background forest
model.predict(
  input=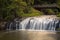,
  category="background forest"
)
[0,0,60,21]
